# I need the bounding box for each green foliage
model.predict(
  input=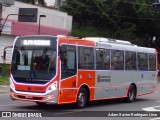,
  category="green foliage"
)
[0,76,9,85]
[71,27,99,38]
[61,0,160,49]
[0,64,10,85]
